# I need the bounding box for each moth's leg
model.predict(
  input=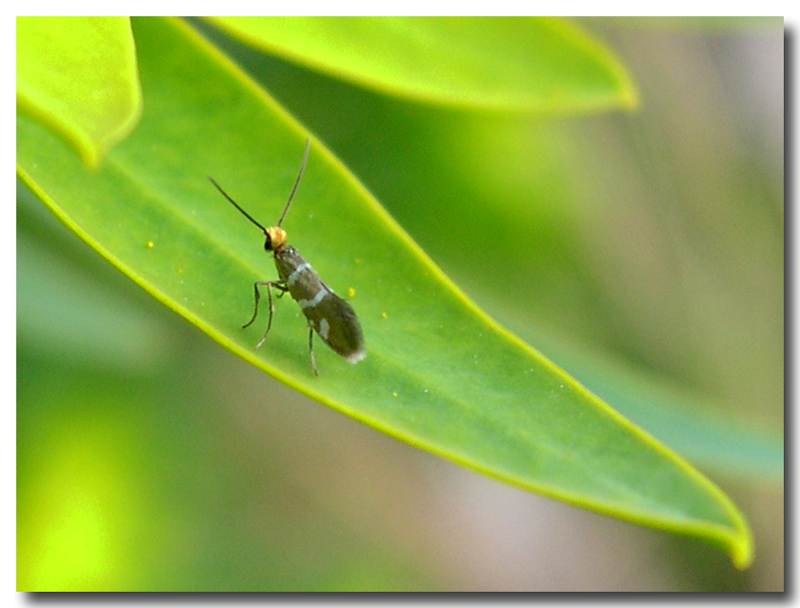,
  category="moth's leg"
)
[308,326,318,377]
[243,280,286,348]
